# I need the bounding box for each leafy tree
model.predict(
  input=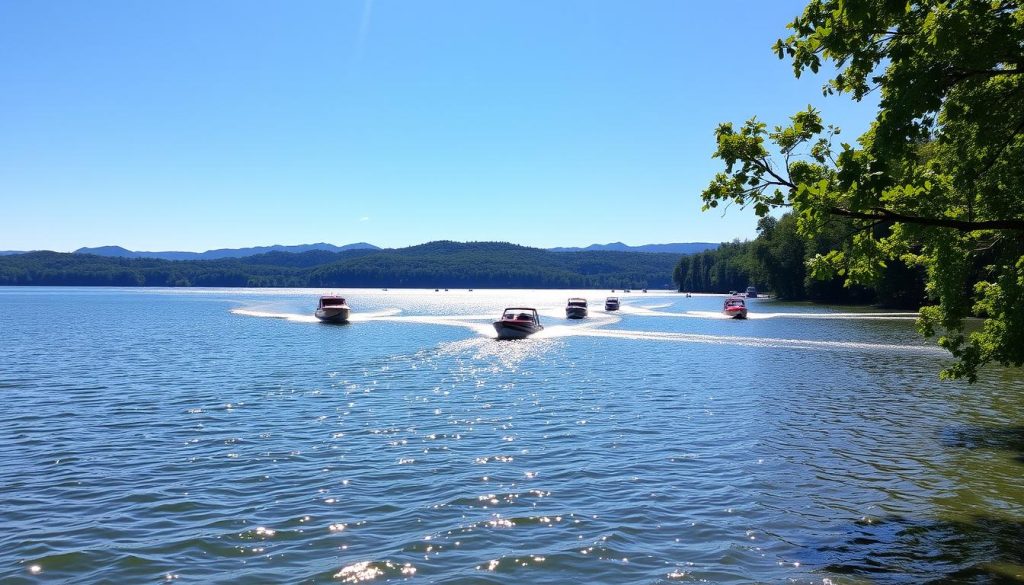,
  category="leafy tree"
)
[701,0,1024,381]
